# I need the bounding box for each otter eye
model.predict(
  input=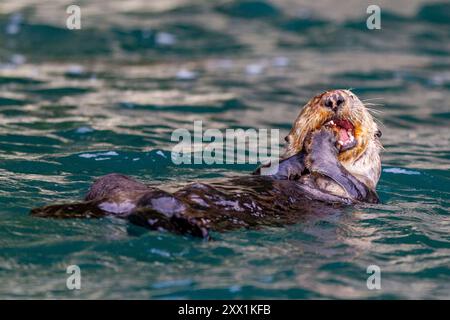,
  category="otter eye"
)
[375,130,382,138]
[284,136,289,142]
